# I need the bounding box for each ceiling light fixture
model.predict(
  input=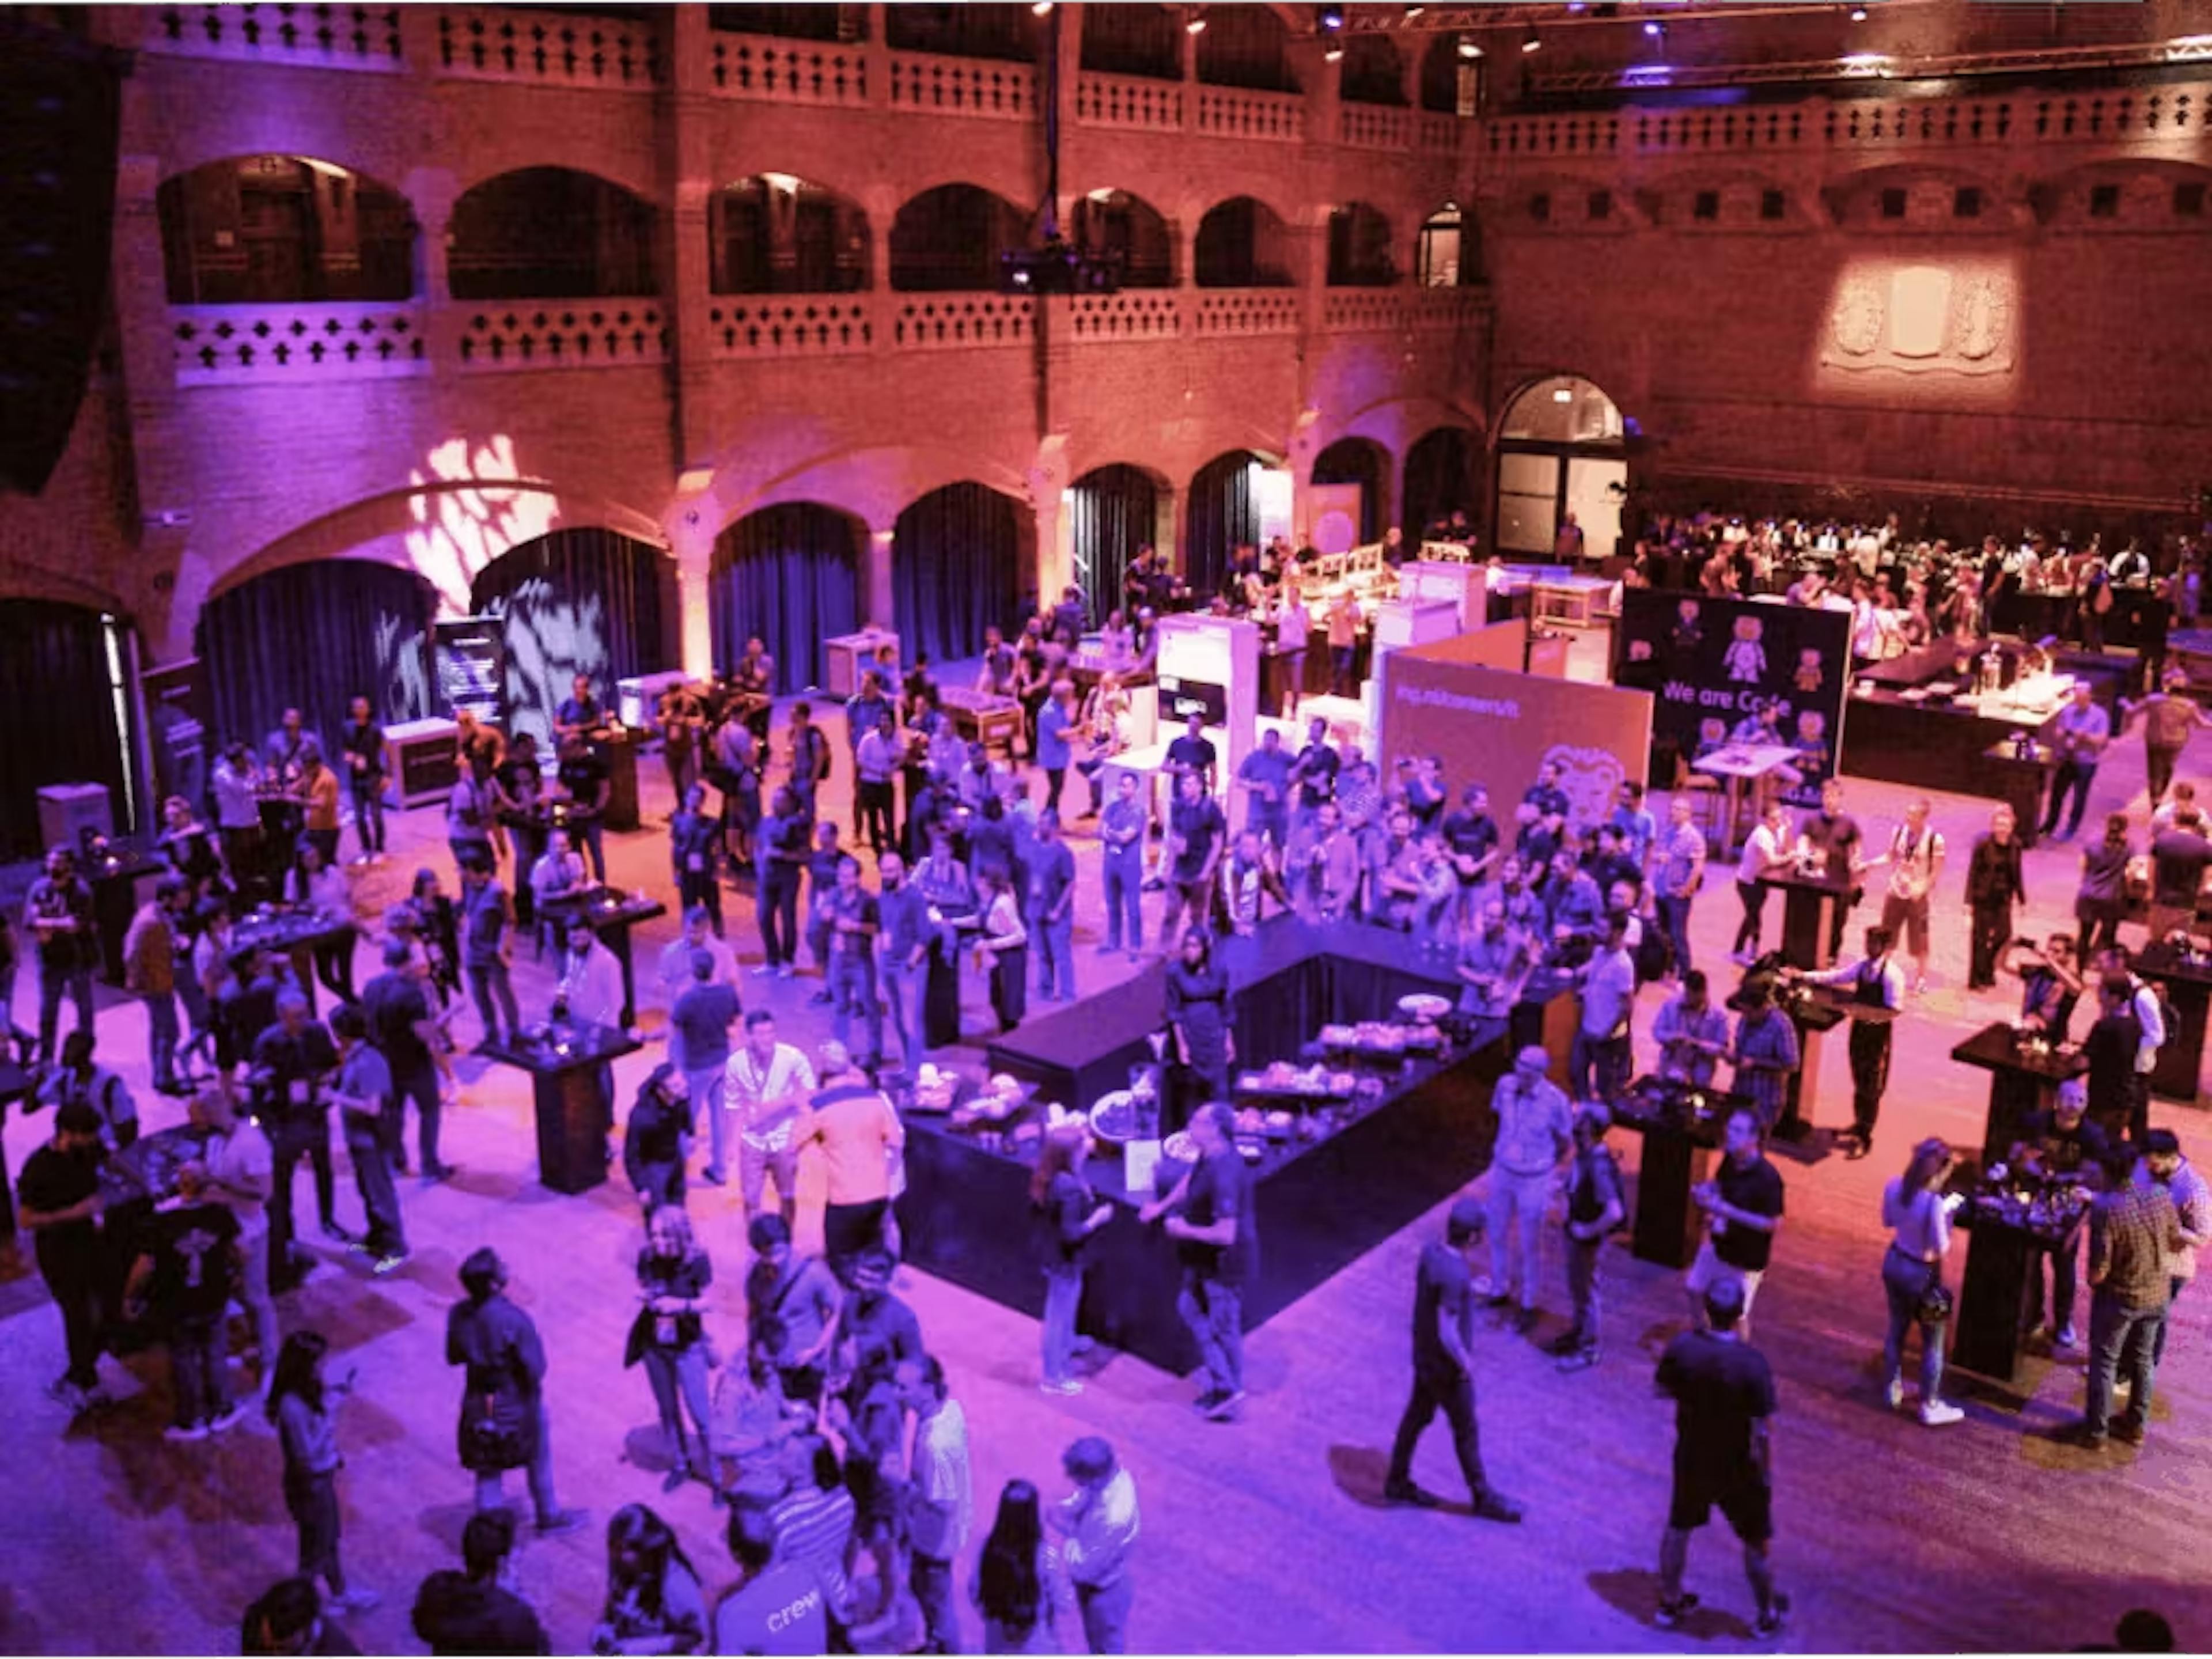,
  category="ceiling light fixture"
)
[1849,5,1869,18]
[1644,20,1665,38]
[1403,3,1426,17]
[1185,7,1207,33]
[1030,0,1053,15]
[1325,41,1344,60]
[1520,28,1542,54]
[1457,33,1482,59]
[1318,2,1346,33]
